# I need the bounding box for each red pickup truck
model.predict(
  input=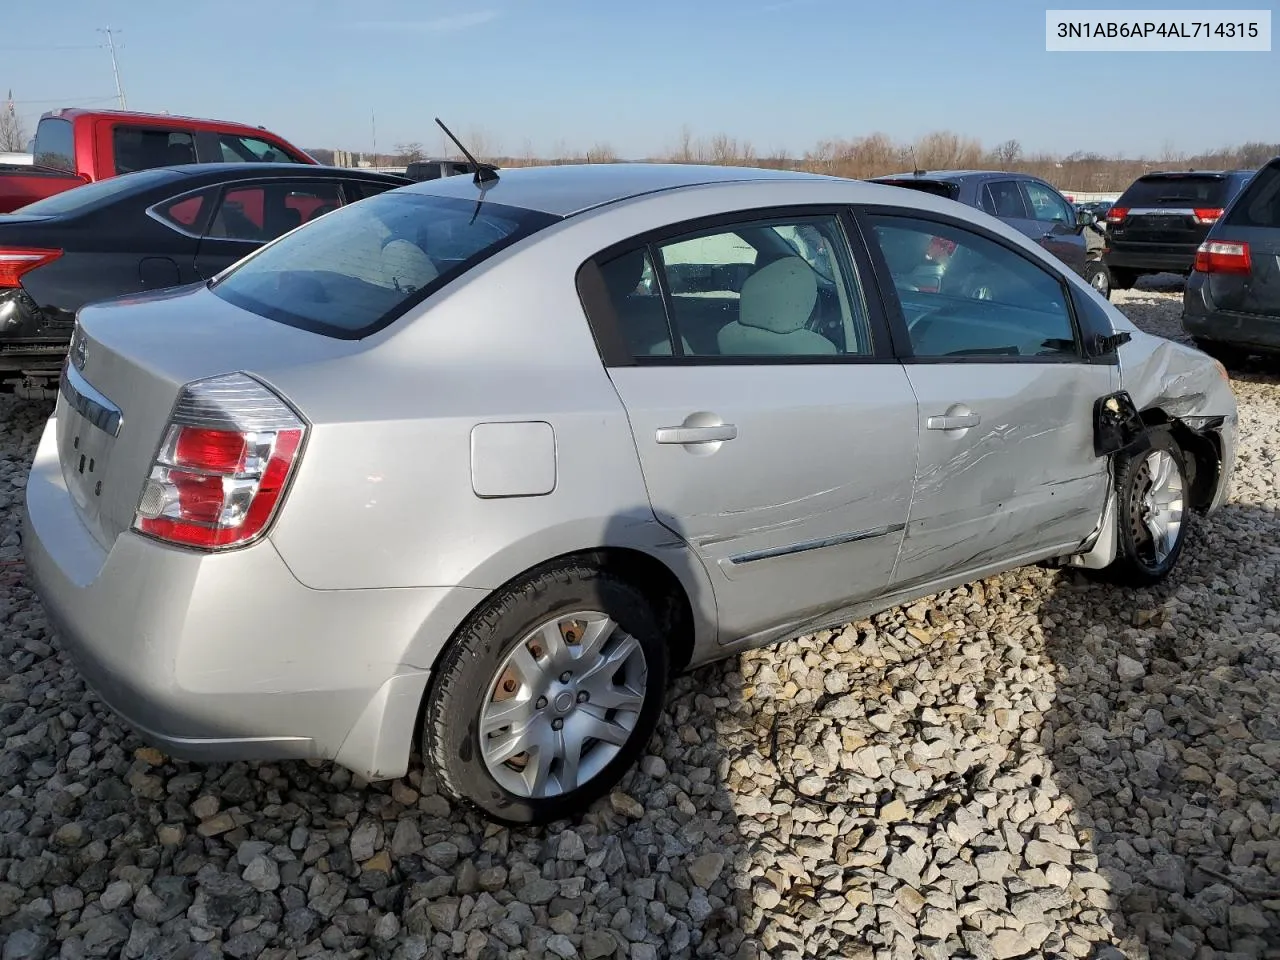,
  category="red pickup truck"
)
[0,108,315,213]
